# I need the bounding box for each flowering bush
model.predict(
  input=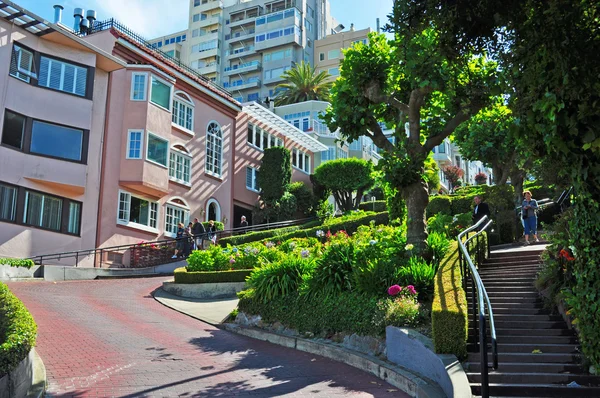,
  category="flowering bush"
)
[475,172,488,185]
[382,284,420,326]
